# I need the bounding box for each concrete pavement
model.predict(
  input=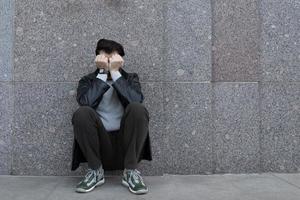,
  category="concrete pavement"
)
[0,173,300,200]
